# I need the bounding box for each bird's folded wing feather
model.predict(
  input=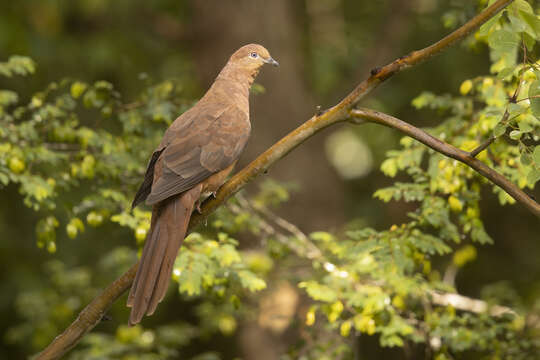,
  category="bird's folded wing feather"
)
[144,105,250,206]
